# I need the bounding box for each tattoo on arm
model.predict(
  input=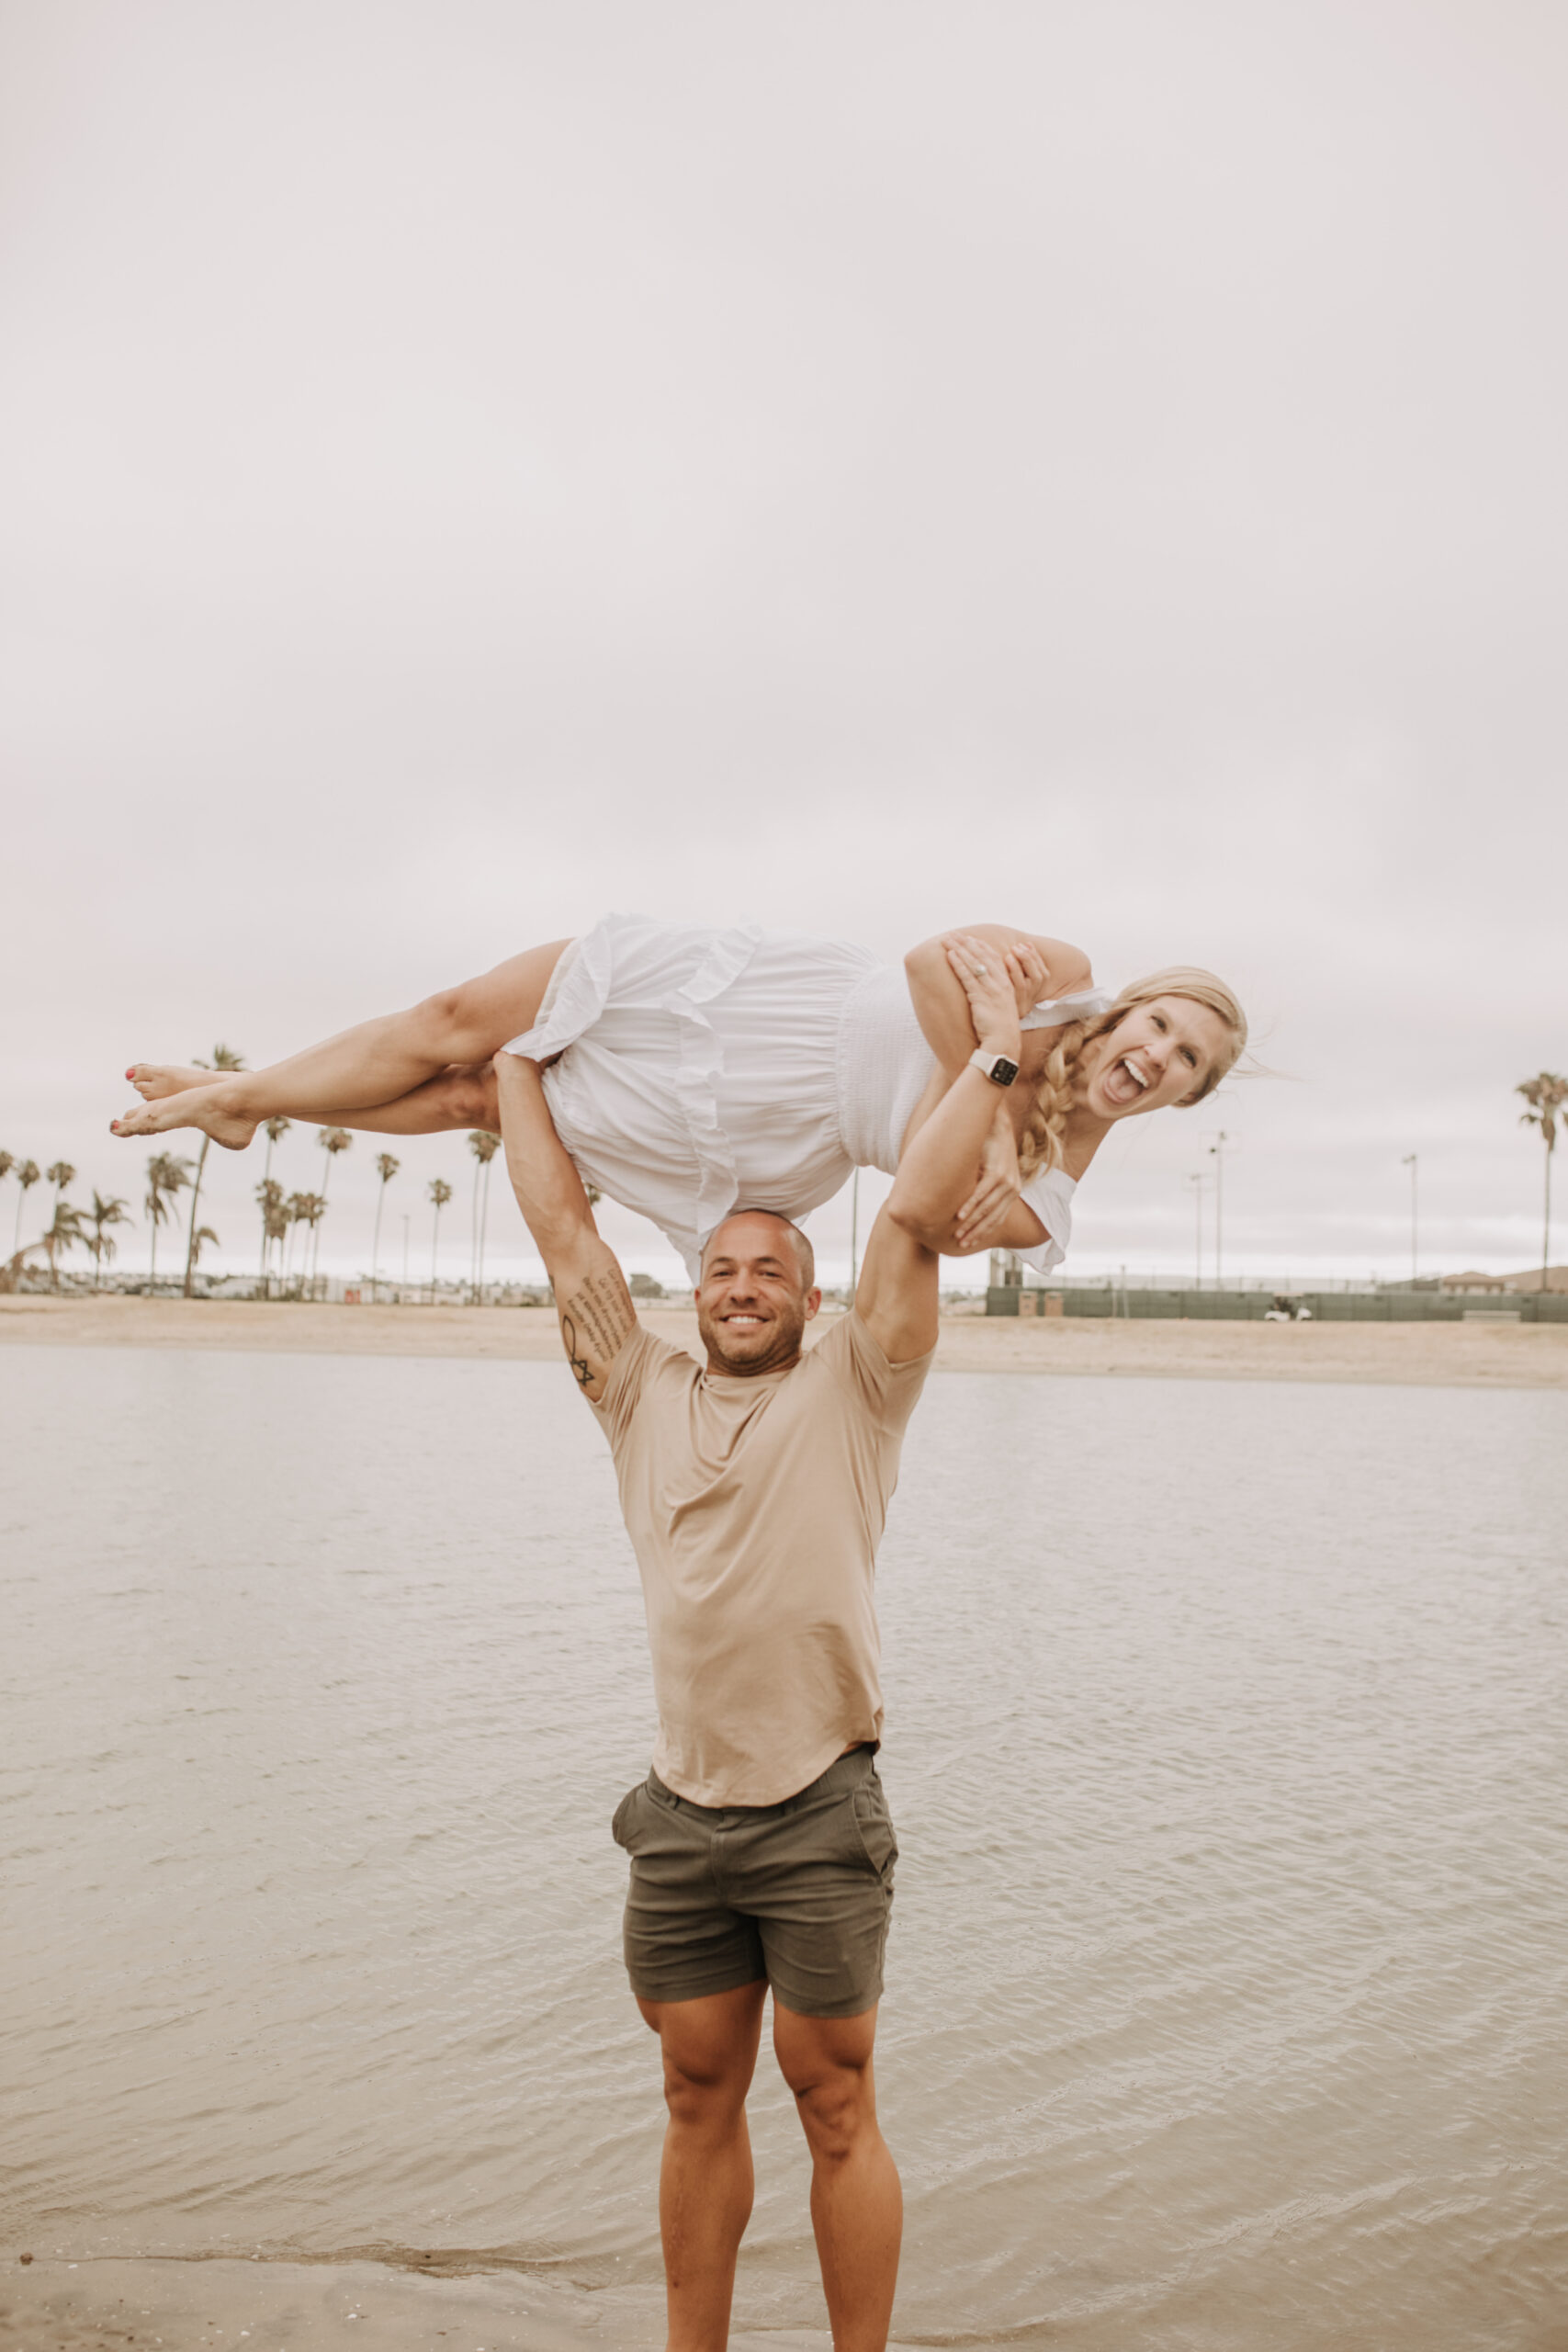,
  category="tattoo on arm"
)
[558,1268,637,1390]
